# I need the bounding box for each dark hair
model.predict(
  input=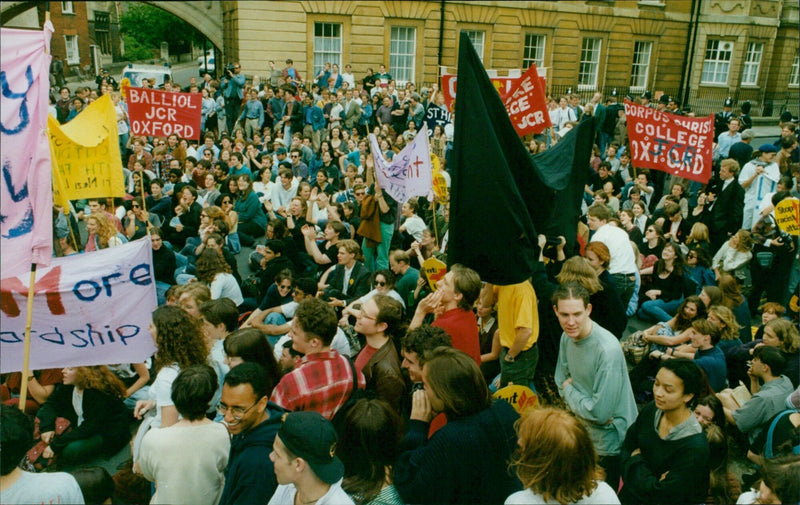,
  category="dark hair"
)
[338,399,402,504]
[551,282,590,308]
[0,405,32,475]
[151,305,208,371]
[294,298,338,346]
[265,239,285,255]
[69,467,115,504]
[675,295,706,331]
[171,364,218,420]
[401,325,452,364]
[371,294,405,341]
[658,358,705,409]
[373,269,396,289]
[199,298,240,332]
[695,395,725,429]
[224,361,274,399]
[423,347,490,419]
[196,248,232,284]
[761,455,800,504]
[692,318,721,345]
[753,345,787,377]
[293,277,318,297]
[268,219,289,238]
[223,328,281,388]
